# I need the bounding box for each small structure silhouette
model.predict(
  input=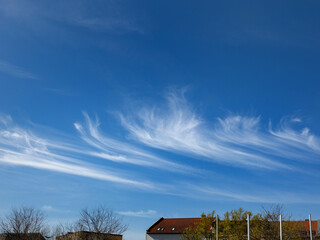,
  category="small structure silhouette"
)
[56,231,122,240]
[0,233,45,240]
